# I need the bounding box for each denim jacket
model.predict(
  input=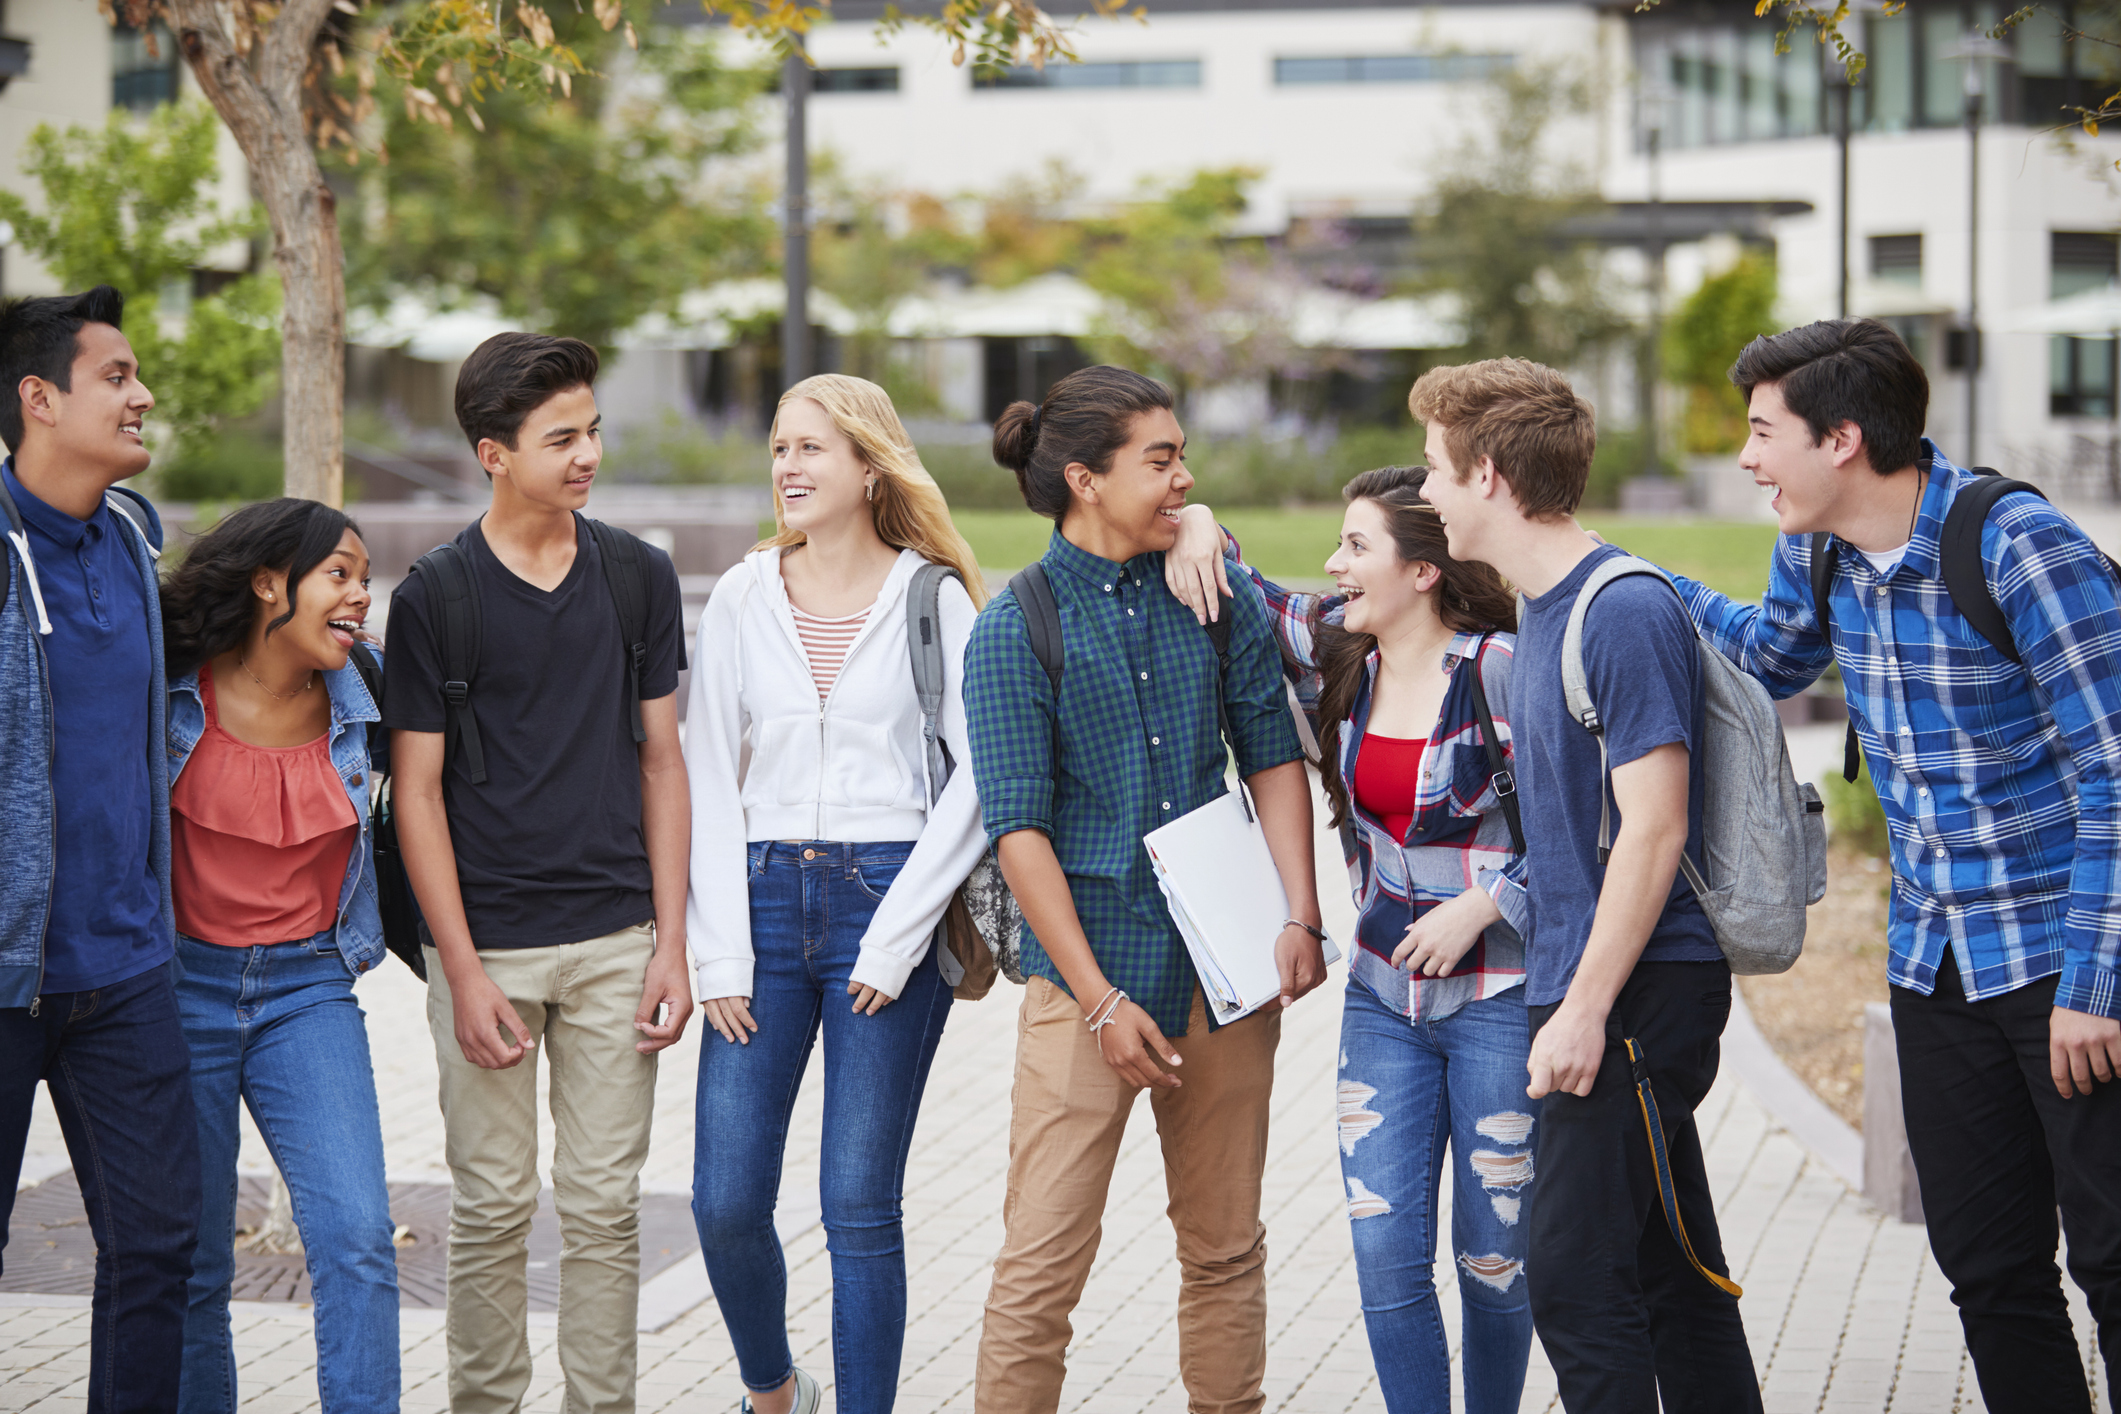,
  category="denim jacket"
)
[166,658,386,976]
[0,476,173,1012]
